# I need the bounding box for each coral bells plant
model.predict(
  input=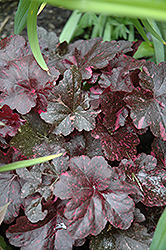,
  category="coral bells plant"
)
[0,27,166,249]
